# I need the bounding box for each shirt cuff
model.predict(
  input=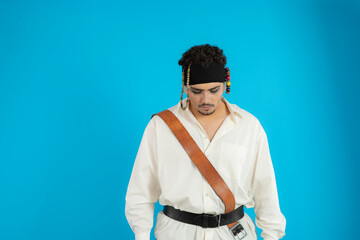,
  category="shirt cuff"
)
[135,232,150,240]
